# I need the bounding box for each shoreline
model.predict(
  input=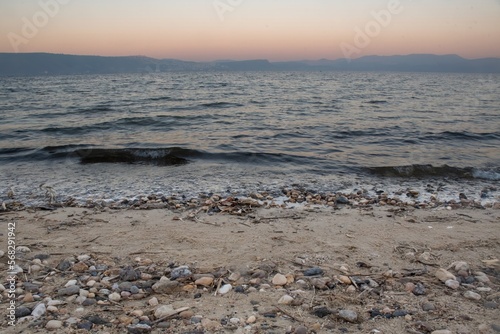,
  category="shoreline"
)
[0,204,499,333]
